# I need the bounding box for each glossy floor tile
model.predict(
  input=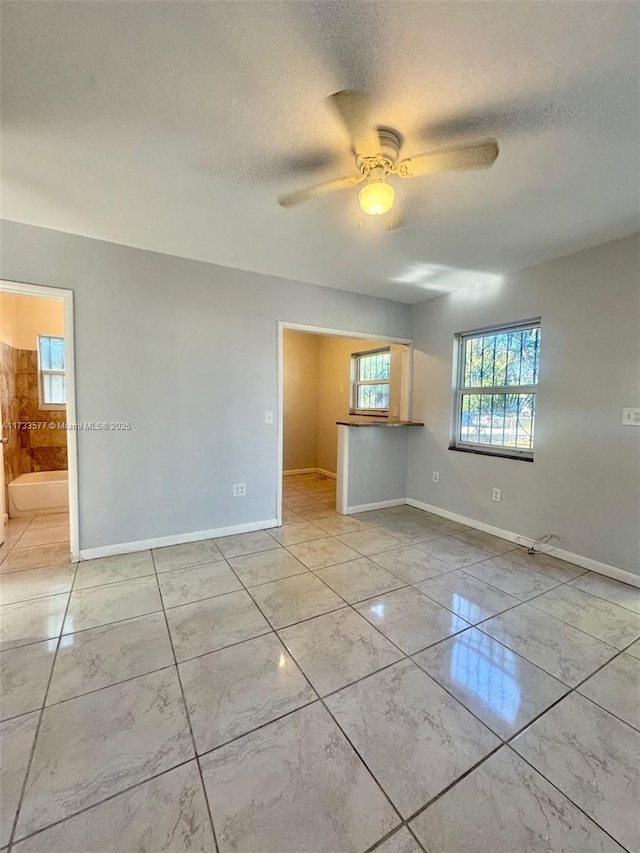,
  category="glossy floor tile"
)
[374,516,441,545]
[453,528,517,555]
[415,569,519,624]
[1,494,637,852]
[278,607,402,695]
[0,640,55,721]
[180,632,316,753]
[371,545,452,583]
[480,603,617,685]
[268,520,326,545]
[355,586,469,654]
[512,693,640,851]
[16,669,194,839]
[503,548,587,581]
[214,530,279,559]
[0,563,75,606]
[15,524,69,549]
[311,515,369,536]
[157,560,242,608]
[200,702,399,853]
[571,571,640,614]
[0,711,40,847]
[410,747,624,853]
[73,550,155,589]
[166,589,271,662]
[0,593,68,651]
[47,611,174,705]
[337,528,403,557]
[0,542,71,573]
[326,660,500,817]
[413,628,569,739]
[152,538,225,571]
[373,827,423,853]
[529,583,640,648]
[228,547,308,586]
[315,556,404,603]
[418,536,493,568]
[248,571,345,629]
[287,536,361,570]
[13,762,217,853]
[463,555,561,600]
[577,652,640,730]
[63,575,162,633]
